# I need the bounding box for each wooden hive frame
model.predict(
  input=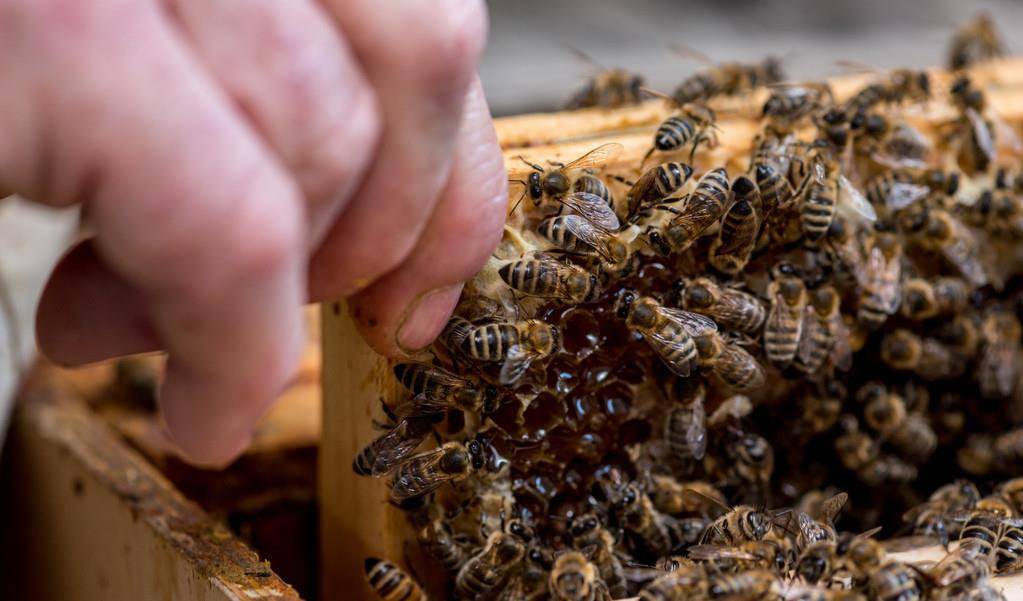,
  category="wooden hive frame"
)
[322,57,1023,600]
